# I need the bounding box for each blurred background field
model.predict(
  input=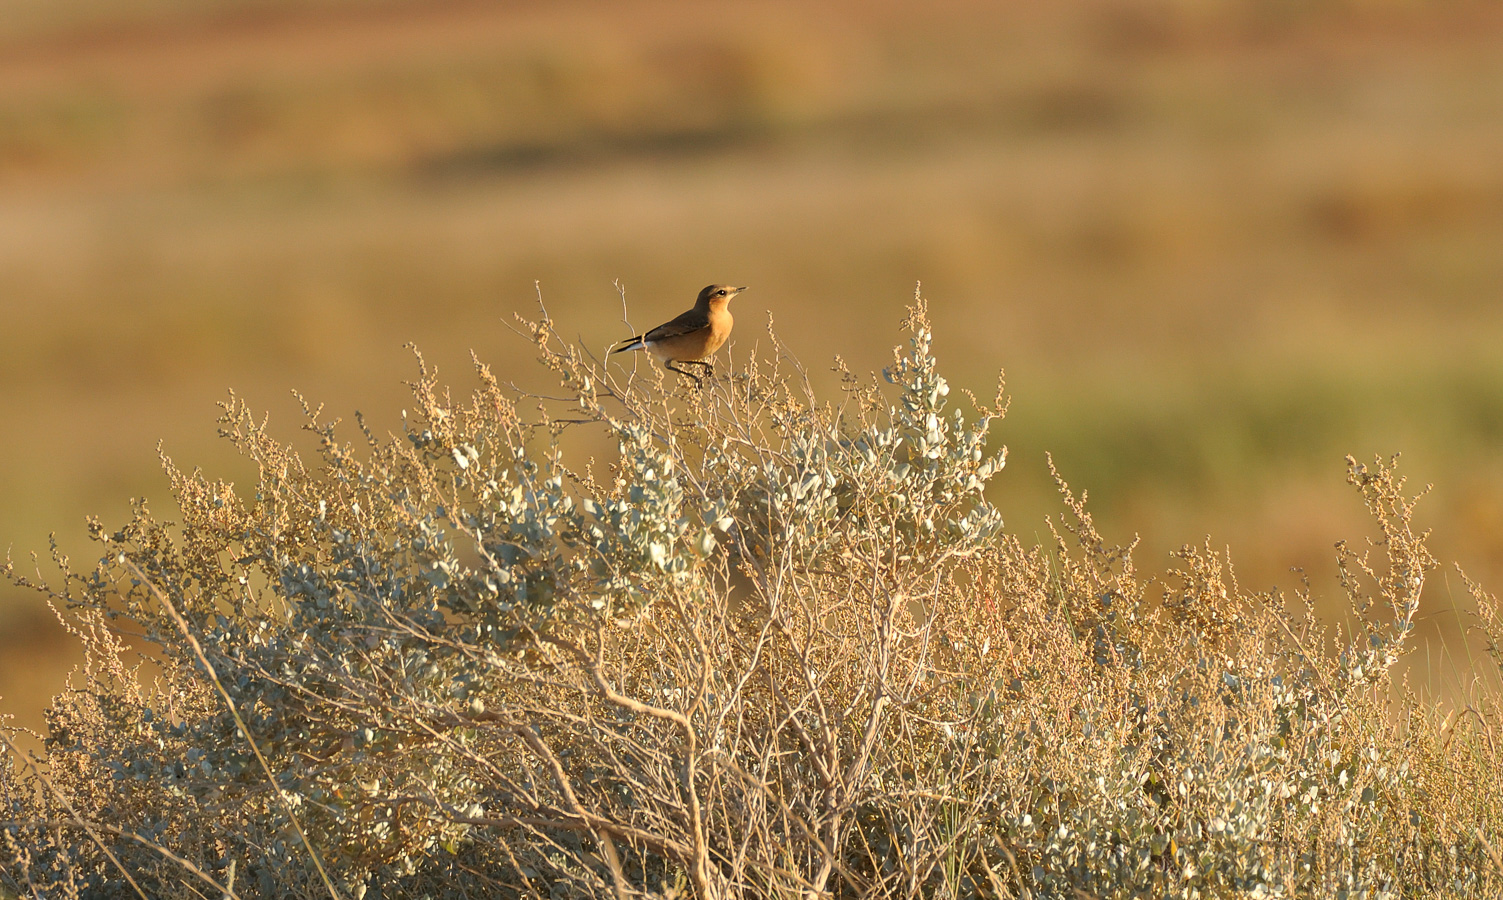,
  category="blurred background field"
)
[5,0,1503,738]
